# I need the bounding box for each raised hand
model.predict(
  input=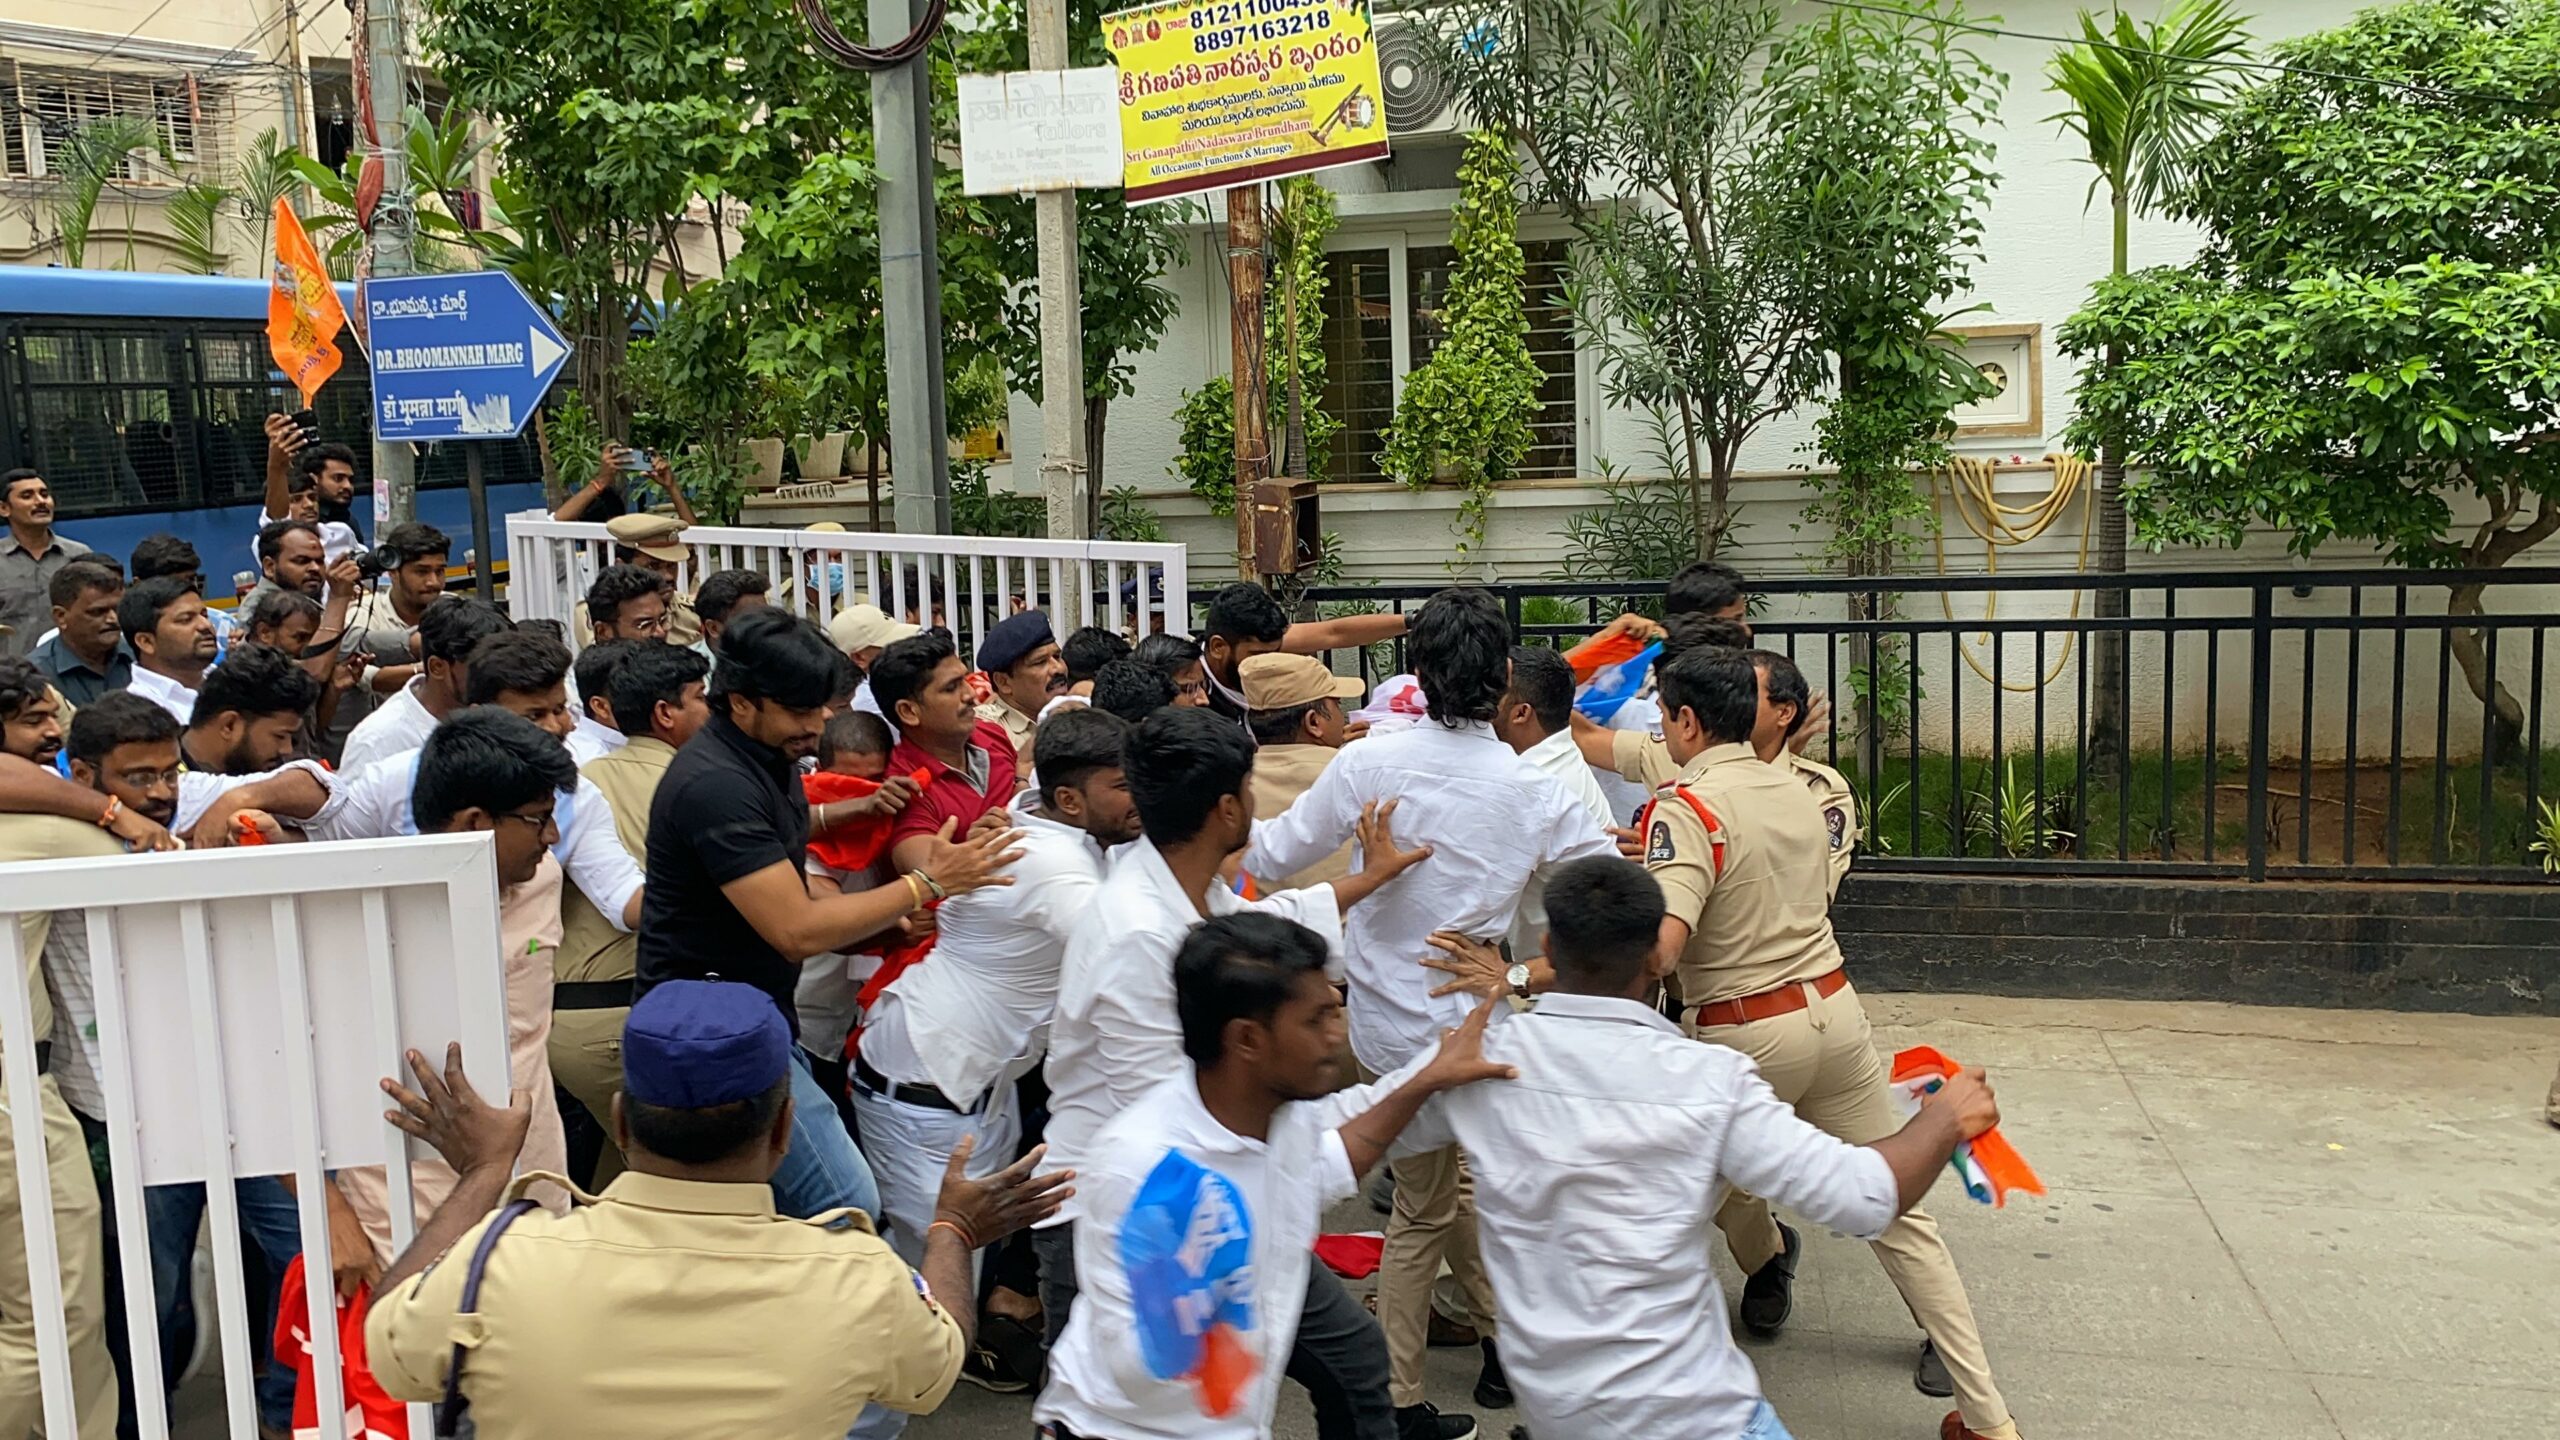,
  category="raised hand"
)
[933,1136,1074,1247]
[1418,995,1519,1093]
[1355,798,1433,885]
[380,1042,532,1179]
[1420,930,1507,1001]
[920,817,1025,899]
